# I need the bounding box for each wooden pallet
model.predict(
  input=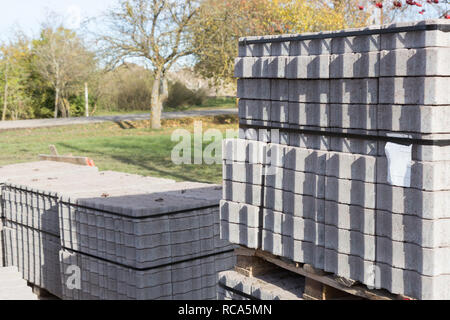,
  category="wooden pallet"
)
[234,247,414,300]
